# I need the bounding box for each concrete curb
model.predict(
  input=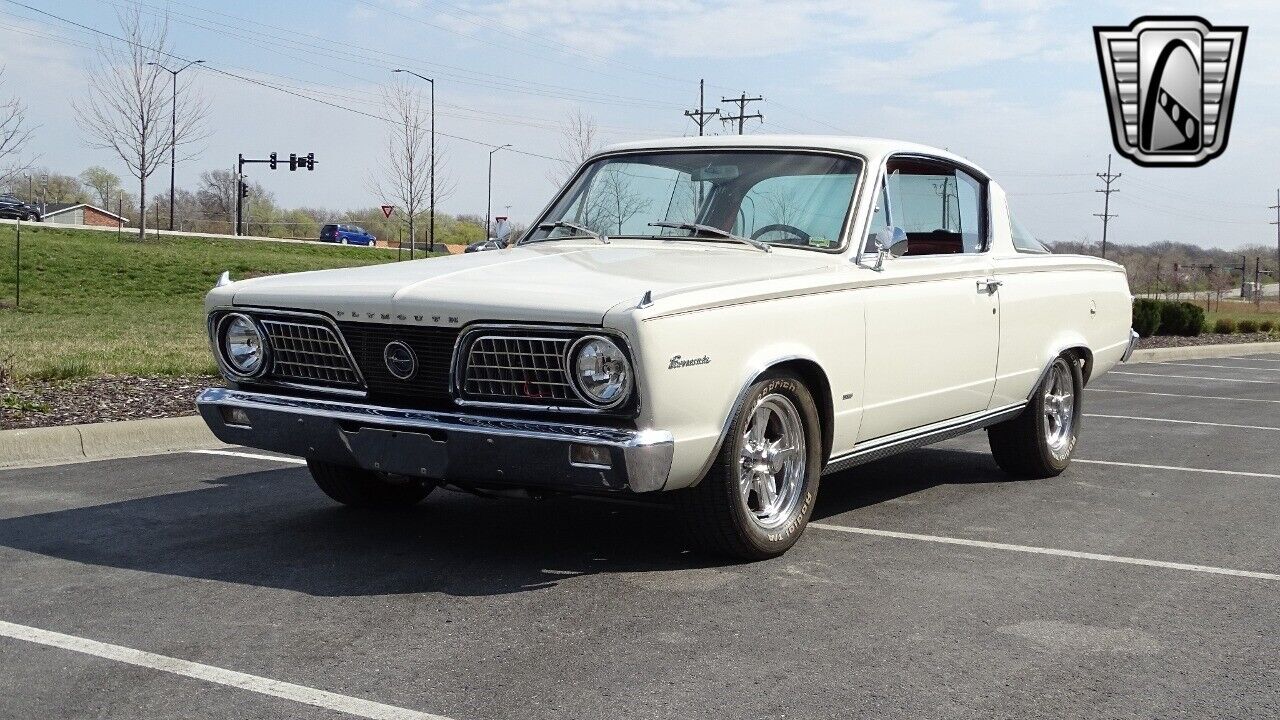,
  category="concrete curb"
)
[0,415,226,470]
[1130,341,1280,364]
